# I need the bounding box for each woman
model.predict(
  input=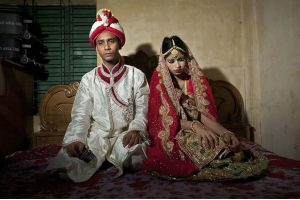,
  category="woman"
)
[142,36,268,181]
